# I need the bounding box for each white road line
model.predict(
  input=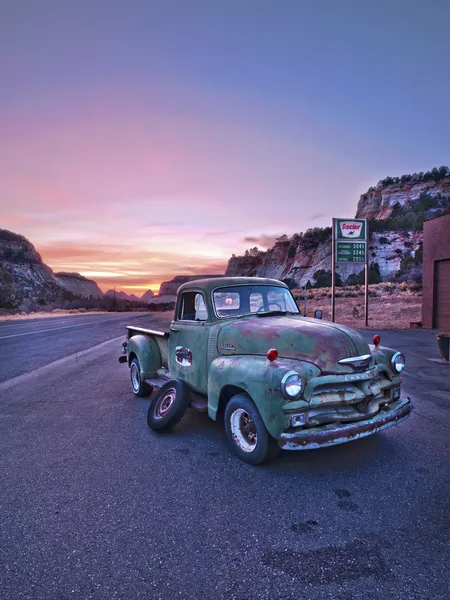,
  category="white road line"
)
[0,335,125,392]
[0,318,114,340]
[0,318,104,331]
[0,316,99,326]
[0,312,148,332]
